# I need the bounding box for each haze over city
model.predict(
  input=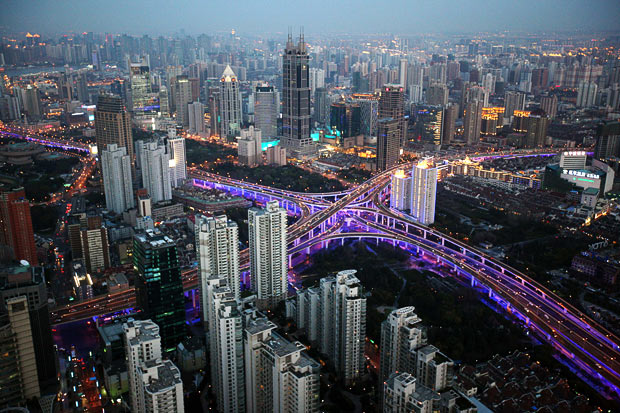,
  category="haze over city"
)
[2,0,620,35]
[0,1,620,413]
